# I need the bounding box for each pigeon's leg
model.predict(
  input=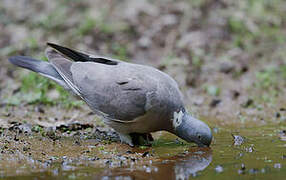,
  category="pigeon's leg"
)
[146,133,154,142]
[129,133,154,146]
[118,133,134,147]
